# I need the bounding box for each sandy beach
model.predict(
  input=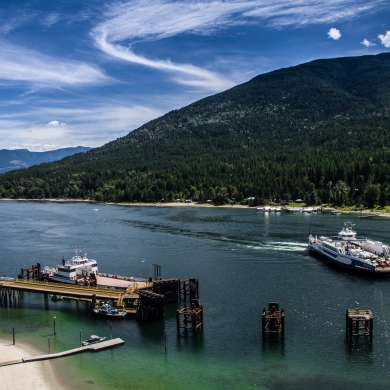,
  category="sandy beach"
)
[0,338,68,390]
